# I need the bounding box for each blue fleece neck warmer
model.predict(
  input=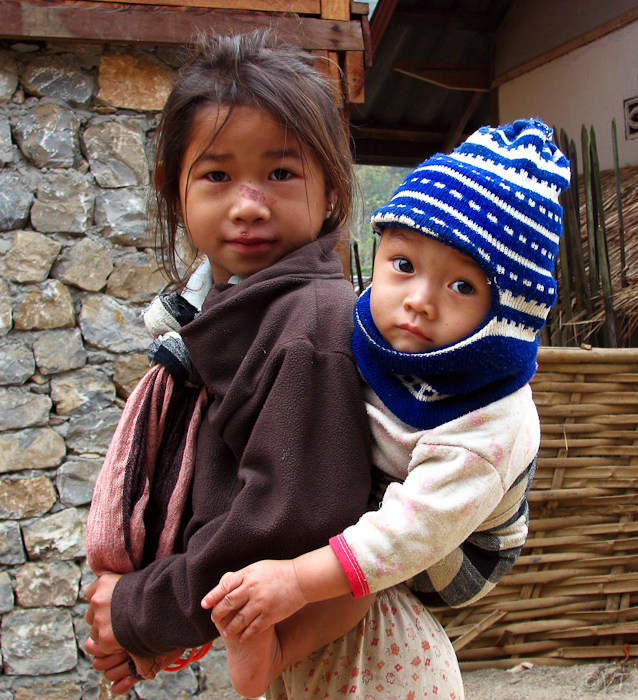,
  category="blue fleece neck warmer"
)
[352,286,538,429]
[355,119,571,430]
